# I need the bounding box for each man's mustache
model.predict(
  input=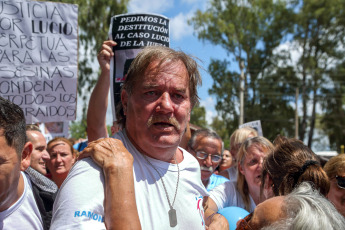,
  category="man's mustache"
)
[200,166,213,173]
[147,116,180,130]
